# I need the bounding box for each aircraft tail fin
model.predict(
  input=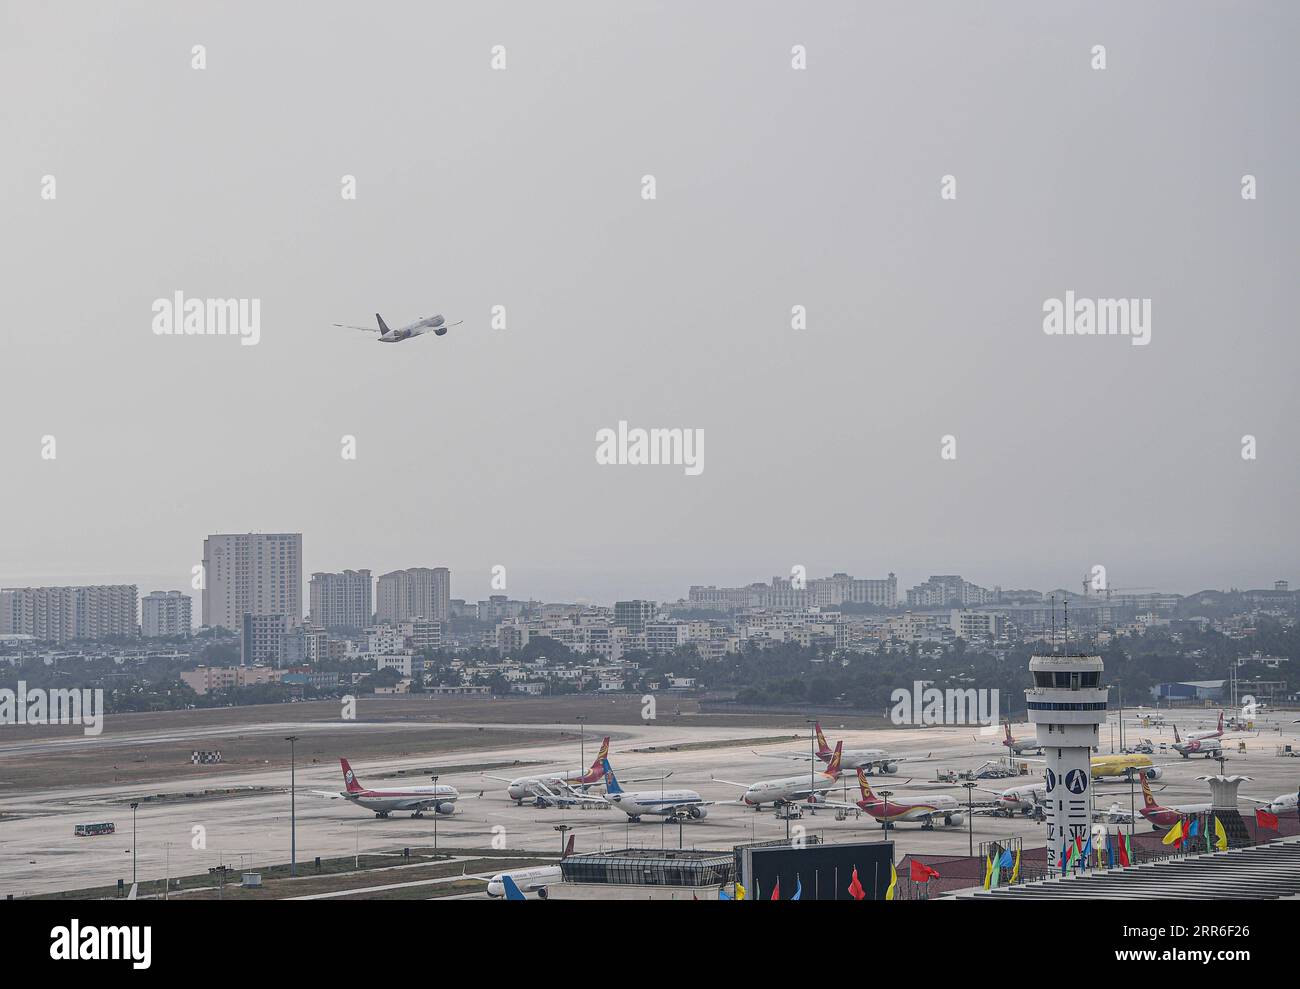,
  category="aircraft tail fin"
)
[501,874,527,900]
[601,758,624,795]
[1140,775,1159,808]
[340,758,364,793]
[856,767,876,802]
[1218,710,1224,734]
[823,741,843,778]
[1173,724,1181,744]
[813,722,832,759]
[376,313,390,335]
[562,834,575,859]
[589,736,610,772]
